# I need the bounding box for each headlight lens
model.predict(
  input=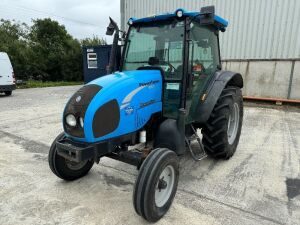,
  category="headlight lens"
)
[79,117,84,128]
[128,18,133,25]
[176,10,183,18]
[66,114,77,127]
